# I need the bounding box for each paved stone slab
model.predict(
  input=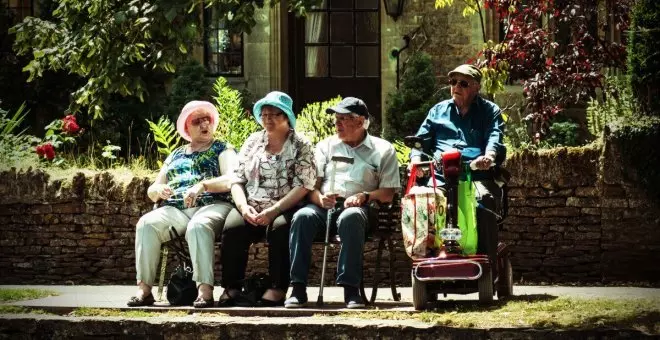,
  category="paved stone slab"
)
[1,285,659,315]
